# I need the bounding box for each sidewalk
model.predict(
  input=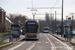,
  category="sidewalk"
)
[51,34,75,45]
[0,35,25,49]
[71,37,75,45]
[3,35,25,42]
